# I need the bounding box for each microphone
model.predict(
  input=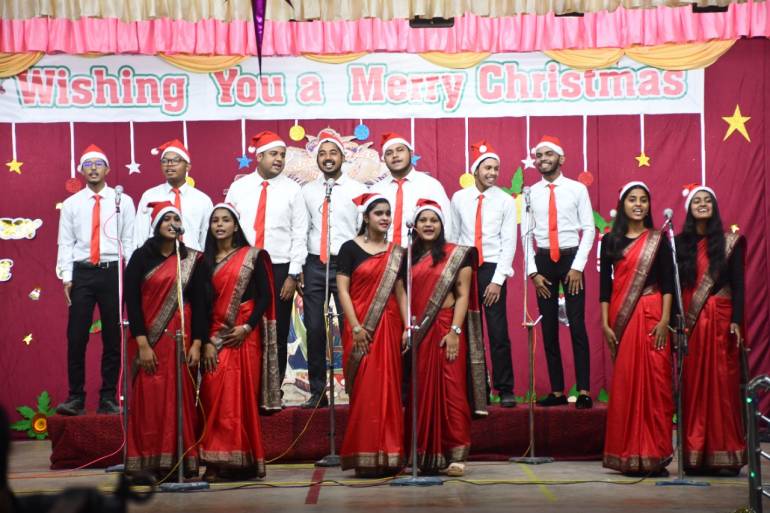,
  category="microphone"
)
[405,220,414,229]
[522,186,531,211]
[324,178,335,199]
[114,185,123,212]
[663,208,673,221]
[171,225,185,236]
